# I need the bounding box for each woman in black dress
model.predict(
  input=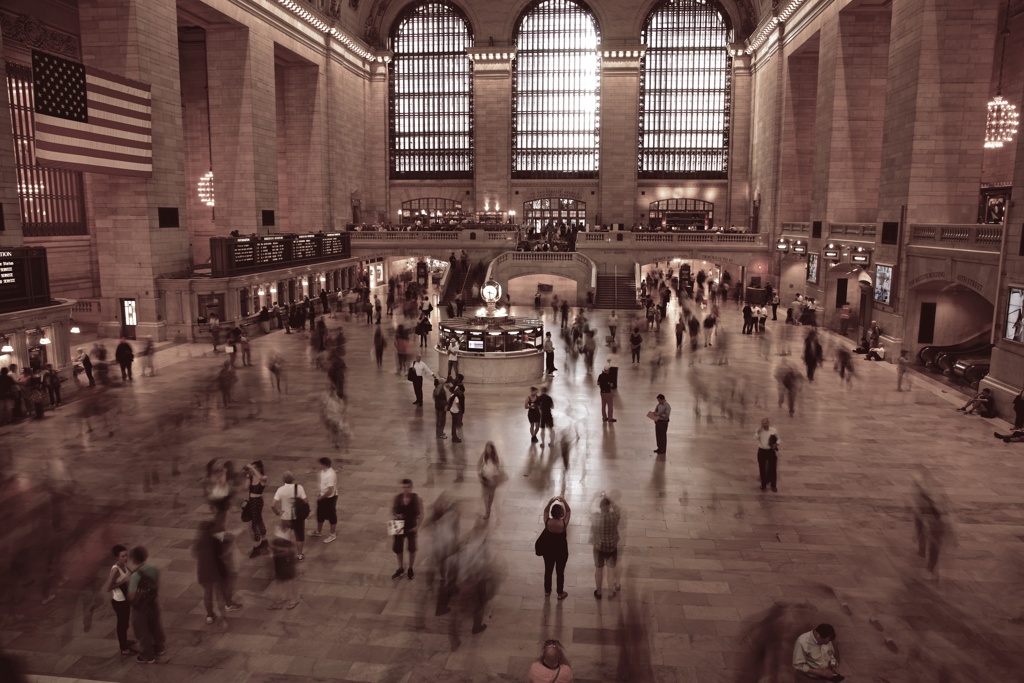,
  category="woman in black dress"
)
[538,496,571,599]
[525,387,541,443]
